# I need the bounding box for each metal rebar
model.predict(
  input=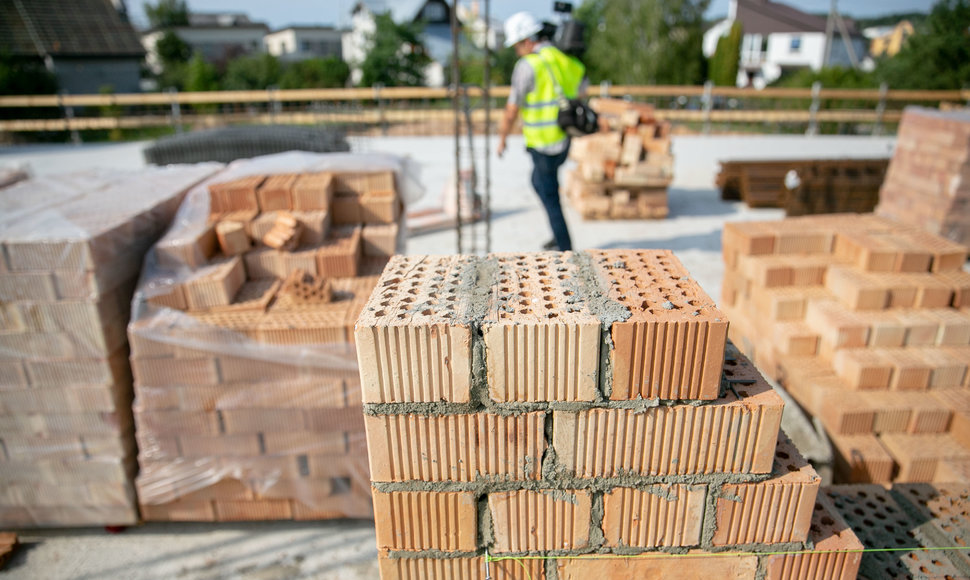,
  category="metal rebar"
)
[451,0,463,254]
[484,0,493,253]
